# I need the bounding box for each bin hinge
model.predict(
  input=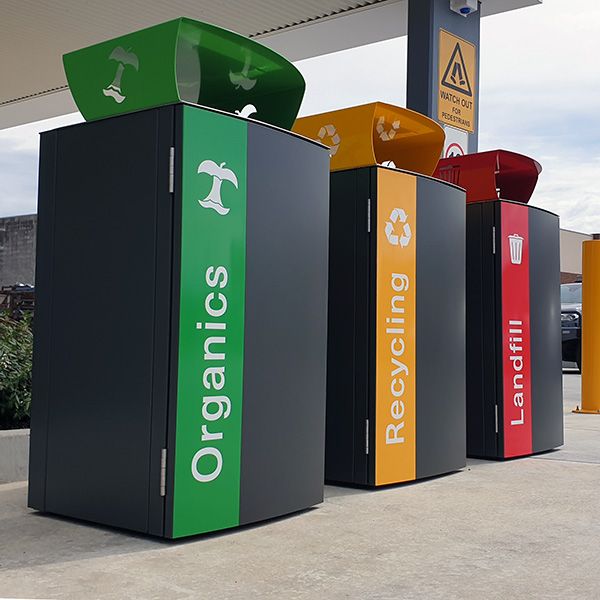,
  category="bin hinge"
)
[494,405,499,434]
[160,448,167,496]
[168,147,175,194]
[492,226,496,254]
[367,198,371,233]
[365,419,370,454]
